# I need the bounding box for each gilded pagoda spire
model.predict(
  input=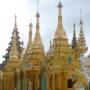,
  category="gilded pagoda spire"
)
[71,24,77,49]
[3,15,22,60]
[26,22,32,52]
[33,11,41,45]
[33,1,43,48]
[9,15,19,59]
[78,10,88,53]
[57,0,63,24]
[24,22,33,62]
[54,0,67,40]
[47,0,69,58]
[31,1,45,66]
